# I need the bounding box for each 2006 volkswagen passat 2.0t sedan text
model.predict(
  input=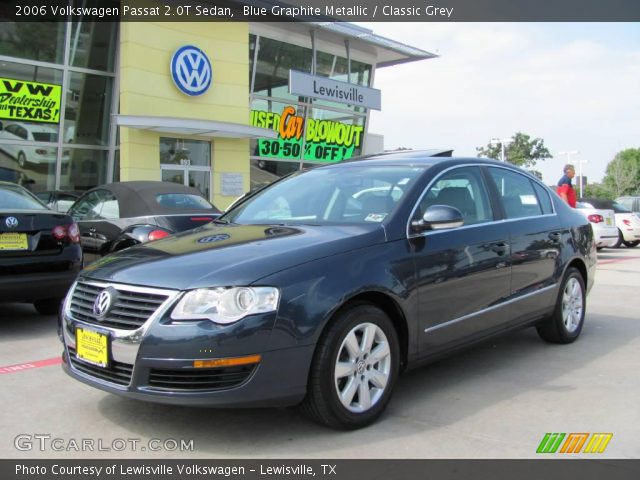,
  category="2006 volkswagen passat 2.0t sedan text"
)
[60,152,596,429]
